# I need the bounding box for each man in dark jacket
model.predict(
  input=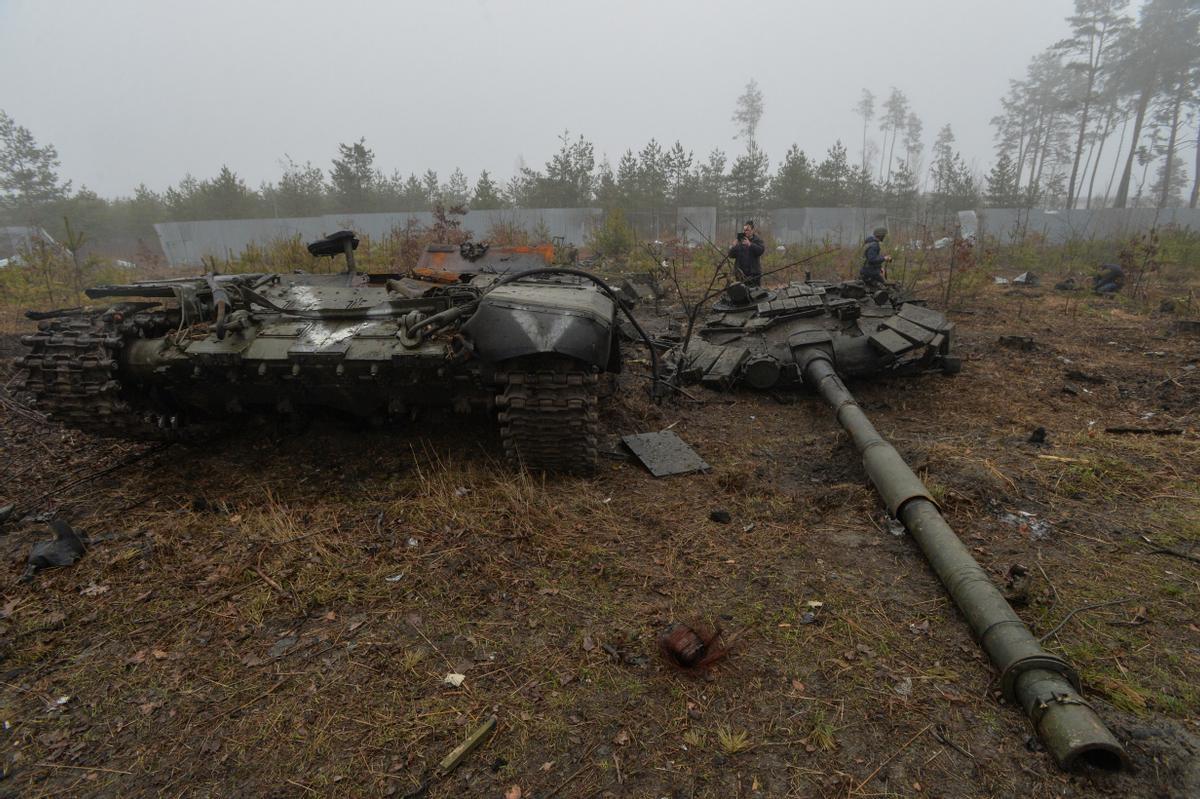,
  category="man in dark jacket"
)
[860,226,892,288]
[729,220,765,287]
